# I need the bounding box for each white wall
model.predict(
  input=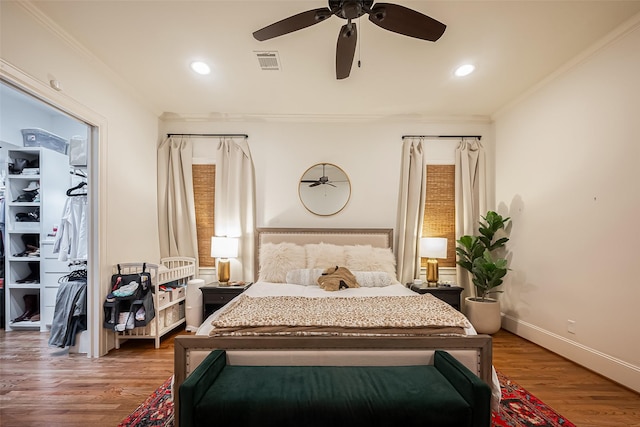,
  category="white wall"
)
[1,2,161,355]
[162,119,493,284]
[494,22,640,391]
[163,119,494,228]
